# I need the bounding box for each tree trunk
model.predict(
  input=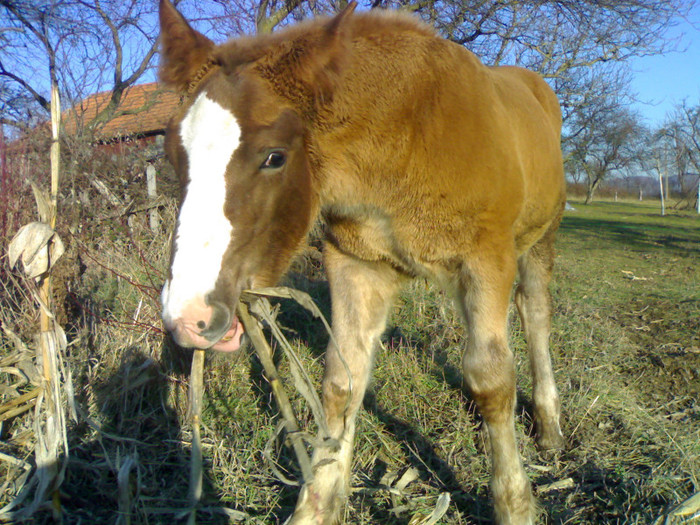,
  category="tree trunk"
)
[585,177,601,204]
